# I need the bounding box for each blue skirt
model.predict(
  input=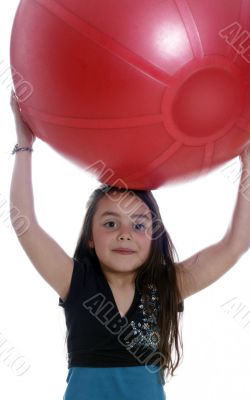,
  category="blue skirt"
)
[63,365,166,400]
